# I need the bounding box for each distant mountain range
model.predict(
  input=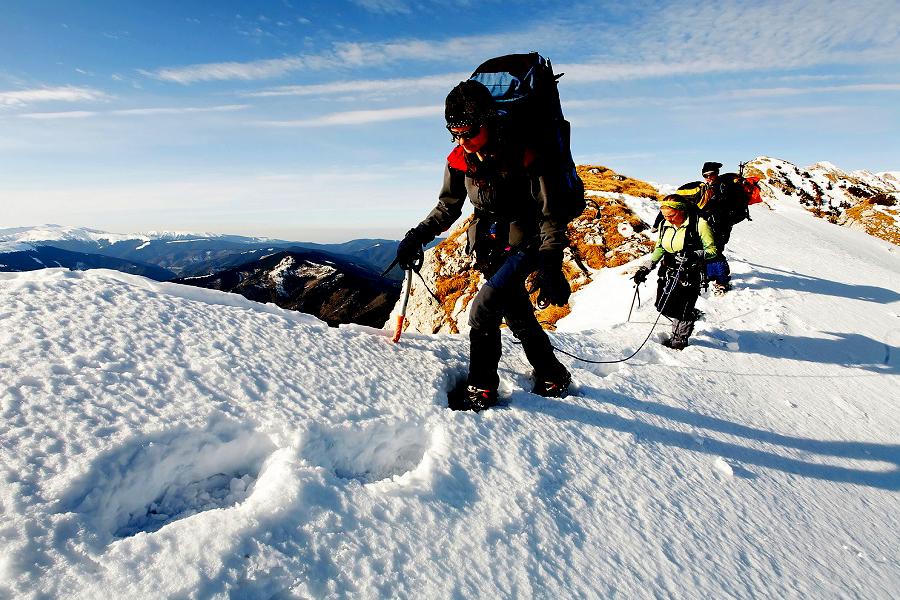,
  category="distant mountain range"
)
[0,244,176,281]
[0,225,402,278]
[174,249,401,327]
